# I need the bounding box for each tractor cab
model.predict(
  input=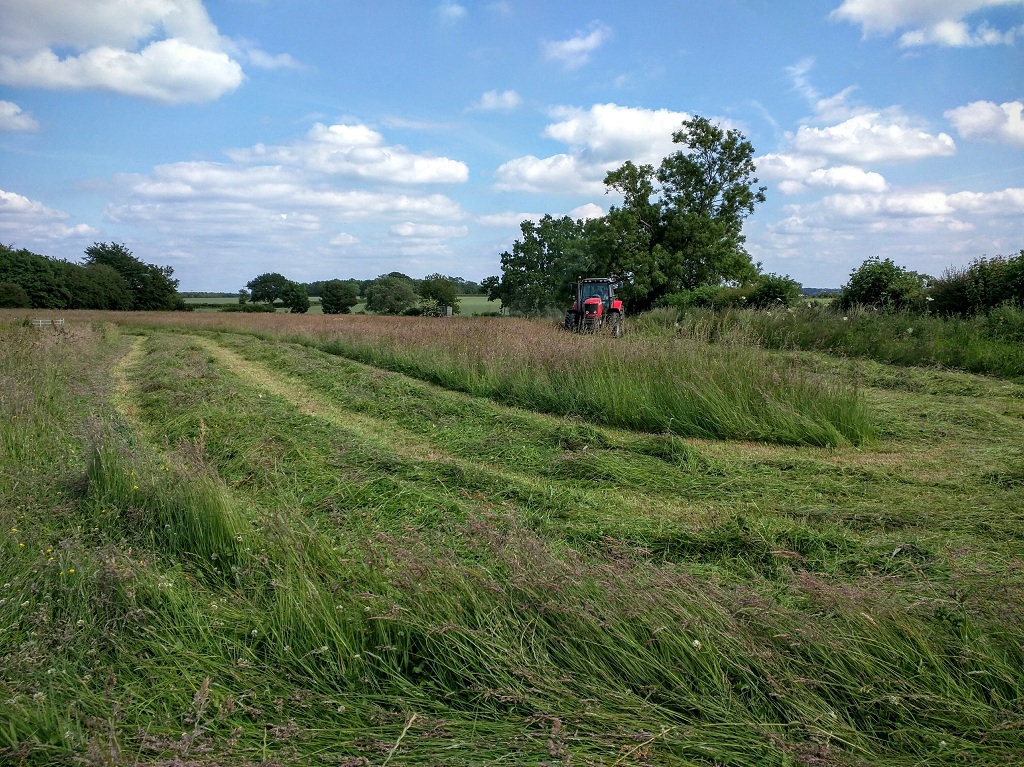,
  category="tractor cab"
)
[580,281,610,309]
